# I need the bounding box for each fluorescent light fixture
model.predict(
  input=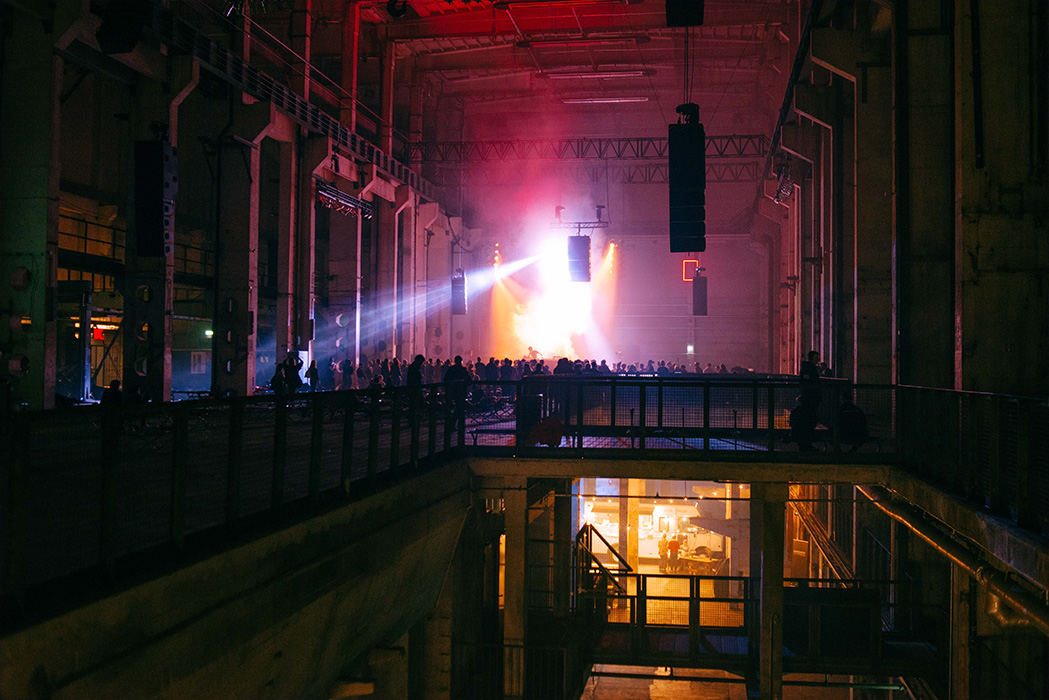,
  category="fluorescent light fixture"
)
[205,329,214,337]
[542,70,645,79]
[518,35,650,49]
[562,96,649,104]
